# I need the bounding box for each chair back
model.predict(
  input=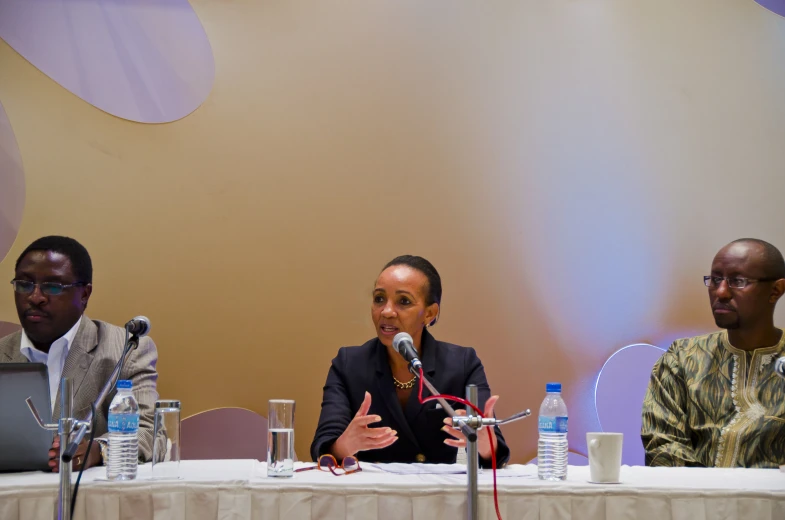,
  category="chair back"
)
[180,407,268,461]
[595,343,666,465]
[0,321,21,337]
